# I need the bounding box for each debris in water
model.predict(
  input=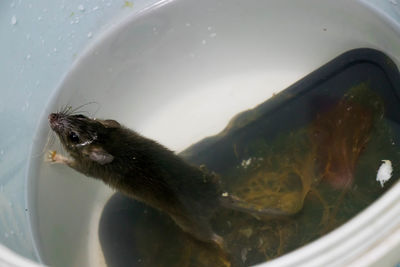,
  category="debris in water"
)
[123,1,133,8]
[376,160,392,187]
[241,158,252,168]
[241,248,248,263]
[239,228,253,238]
